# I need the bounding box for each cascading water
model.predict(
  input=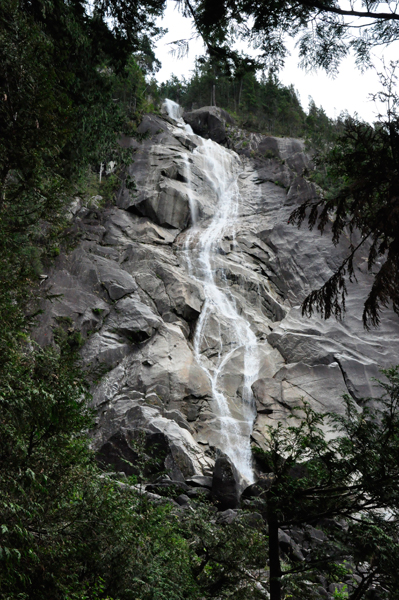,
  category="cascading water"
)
[163,99,260,484]
[163,98,193,135]
[163,98,182,122]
